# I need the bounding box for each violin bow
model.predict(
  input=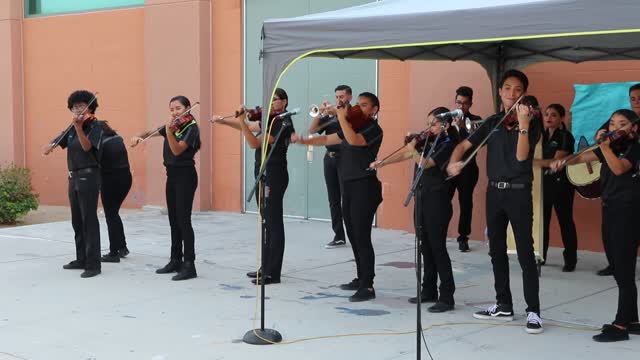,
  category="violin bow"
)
[445,95,525,180]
